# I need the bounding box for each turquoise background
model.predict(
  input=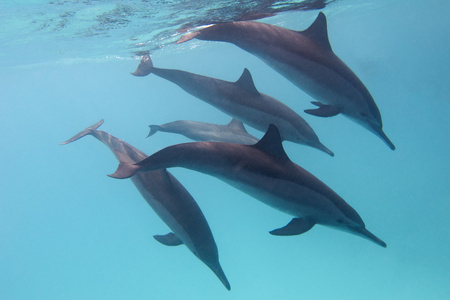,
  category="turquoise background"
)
[1,0,449,299]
